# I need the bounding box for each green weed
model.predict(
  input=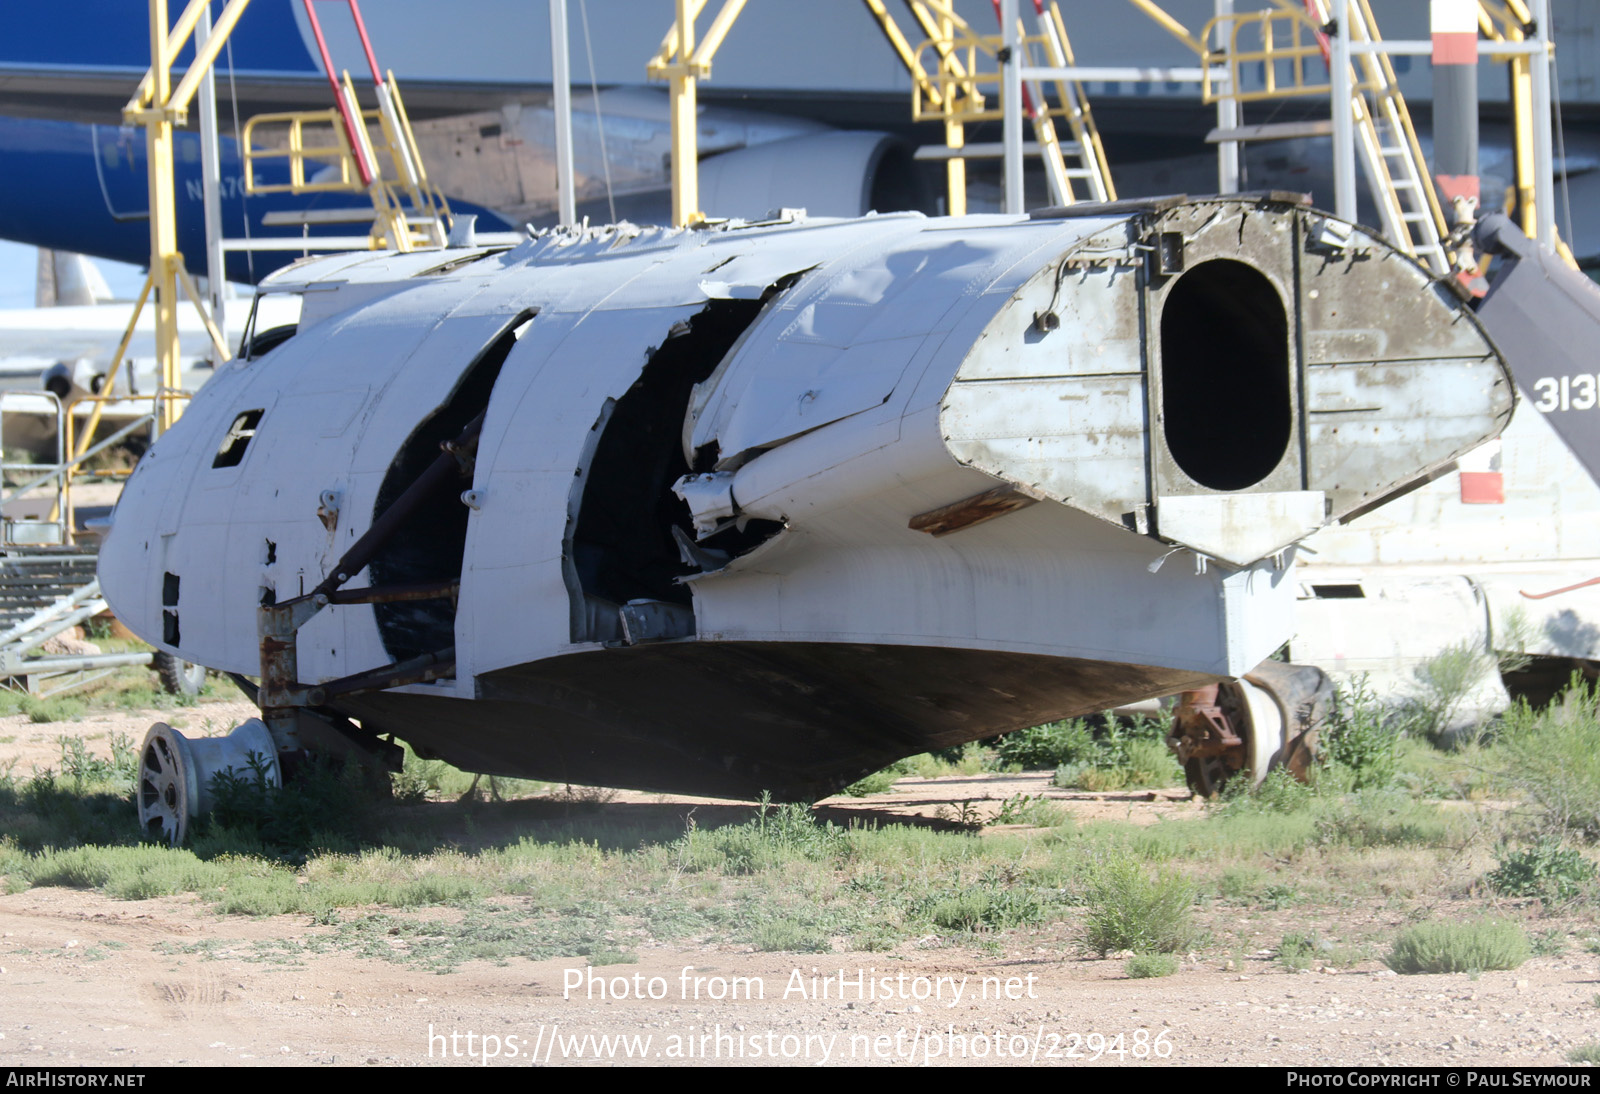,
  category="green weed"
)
[994,719,1098,769]
[1011,713,1190,790]
[584,948,638,966]
[1322,677,1403,790]
[1124,952,1179,978]
[913,881,1049,933]
[1531,928,1567,957]
[22,697,88,724]
[1081,854,1197,956]
[1385,918,1530,974]
[1488,840,1597,901]
[990,793,1064,827]
[1275,930,1367,970]
[1217,866,1268,903]
[1494,683,1600,840]
[841,767,901,797]
[1410,642,1494,743]
[675,797,847,875]
[753,919,831,953]
[56,733,138,785]
[1494,607,1538,677]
